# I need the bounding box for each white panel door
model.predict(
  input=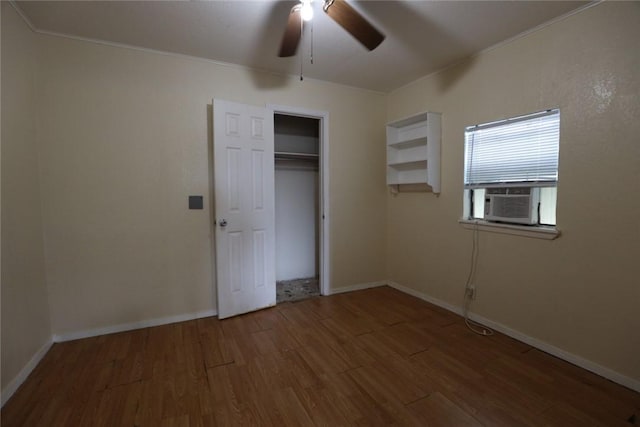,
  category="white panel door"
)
[213,99,275,319]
